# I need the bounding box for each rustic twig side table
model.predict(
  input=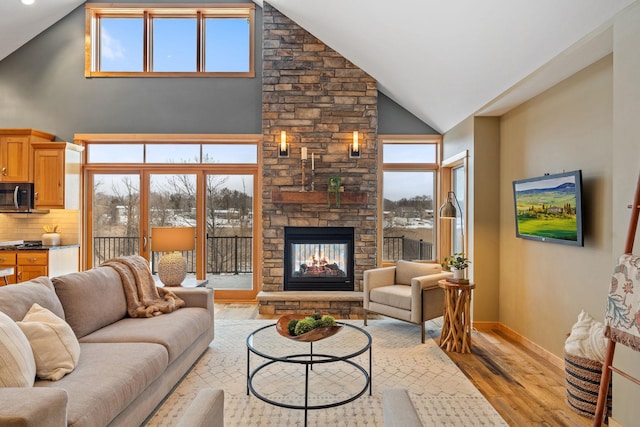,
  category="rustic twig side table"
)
[438,279,476,353]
